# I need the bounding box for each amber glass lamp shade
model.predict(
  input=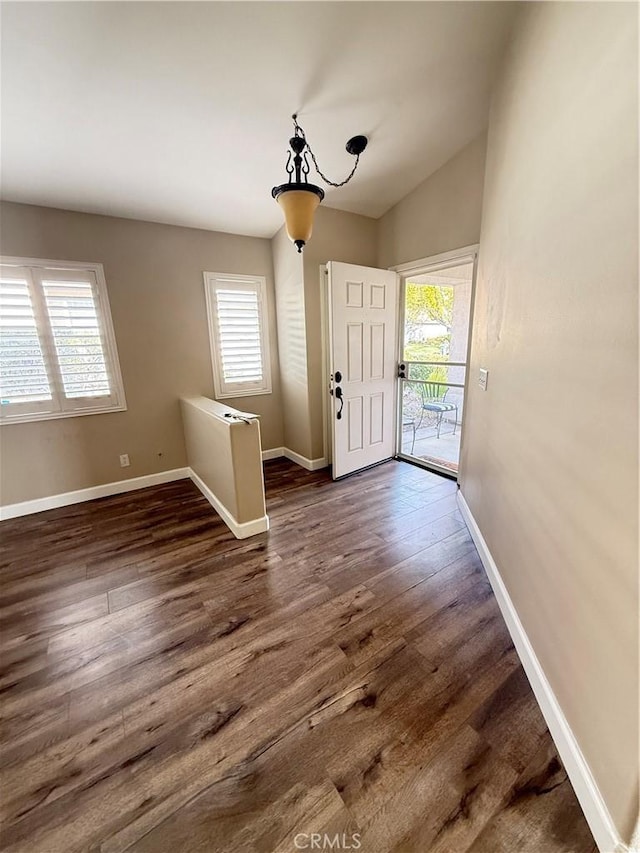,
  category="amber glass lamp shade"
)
[272,183,325,252]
